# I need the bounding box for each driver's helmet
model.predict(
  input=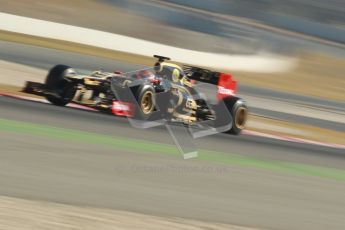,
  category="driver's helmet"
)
[136,70,155,80]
